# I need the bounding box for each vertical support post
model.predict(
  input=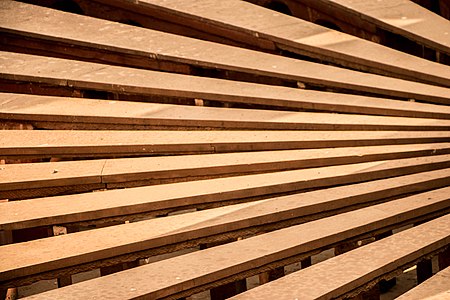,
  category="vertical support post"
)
[417,259,433,284]
[210,280,247,300]
[300,257,312,269]
[259,266,284,284]
[438,247,450,270]
[334,240,359,256]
